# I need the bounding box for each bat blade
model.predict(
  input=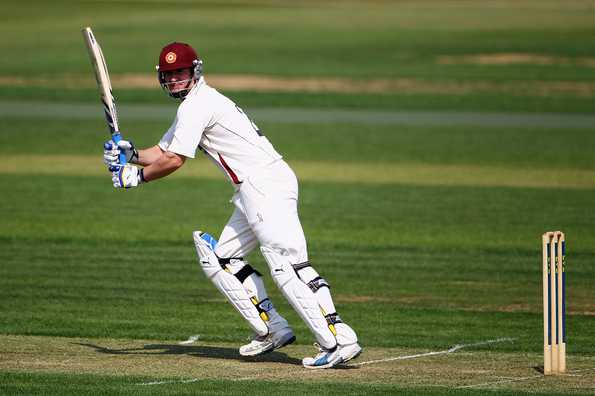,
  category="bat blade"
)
[82,27,126,164]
